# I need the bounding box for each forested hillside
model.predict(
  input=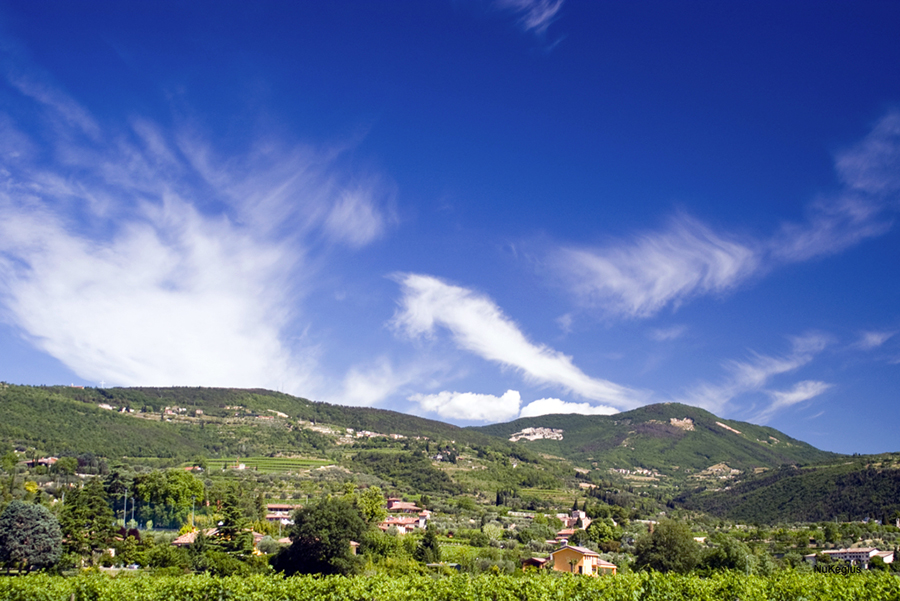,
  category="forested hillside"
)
[678,455,900,523]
